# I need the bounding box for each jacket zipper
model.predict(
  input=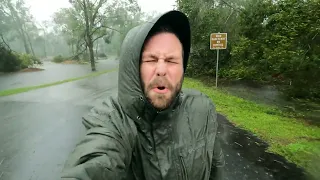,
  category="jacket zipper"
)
[179,155,189,180]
